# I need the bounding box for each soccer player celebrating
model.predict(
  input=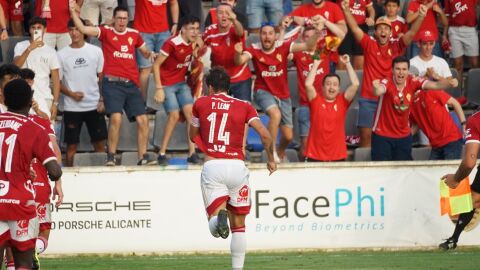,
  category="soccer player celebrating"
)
[0,79,62,270]
[234,16,322,162]
[442,112,480,250]
[189,67,276,270]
